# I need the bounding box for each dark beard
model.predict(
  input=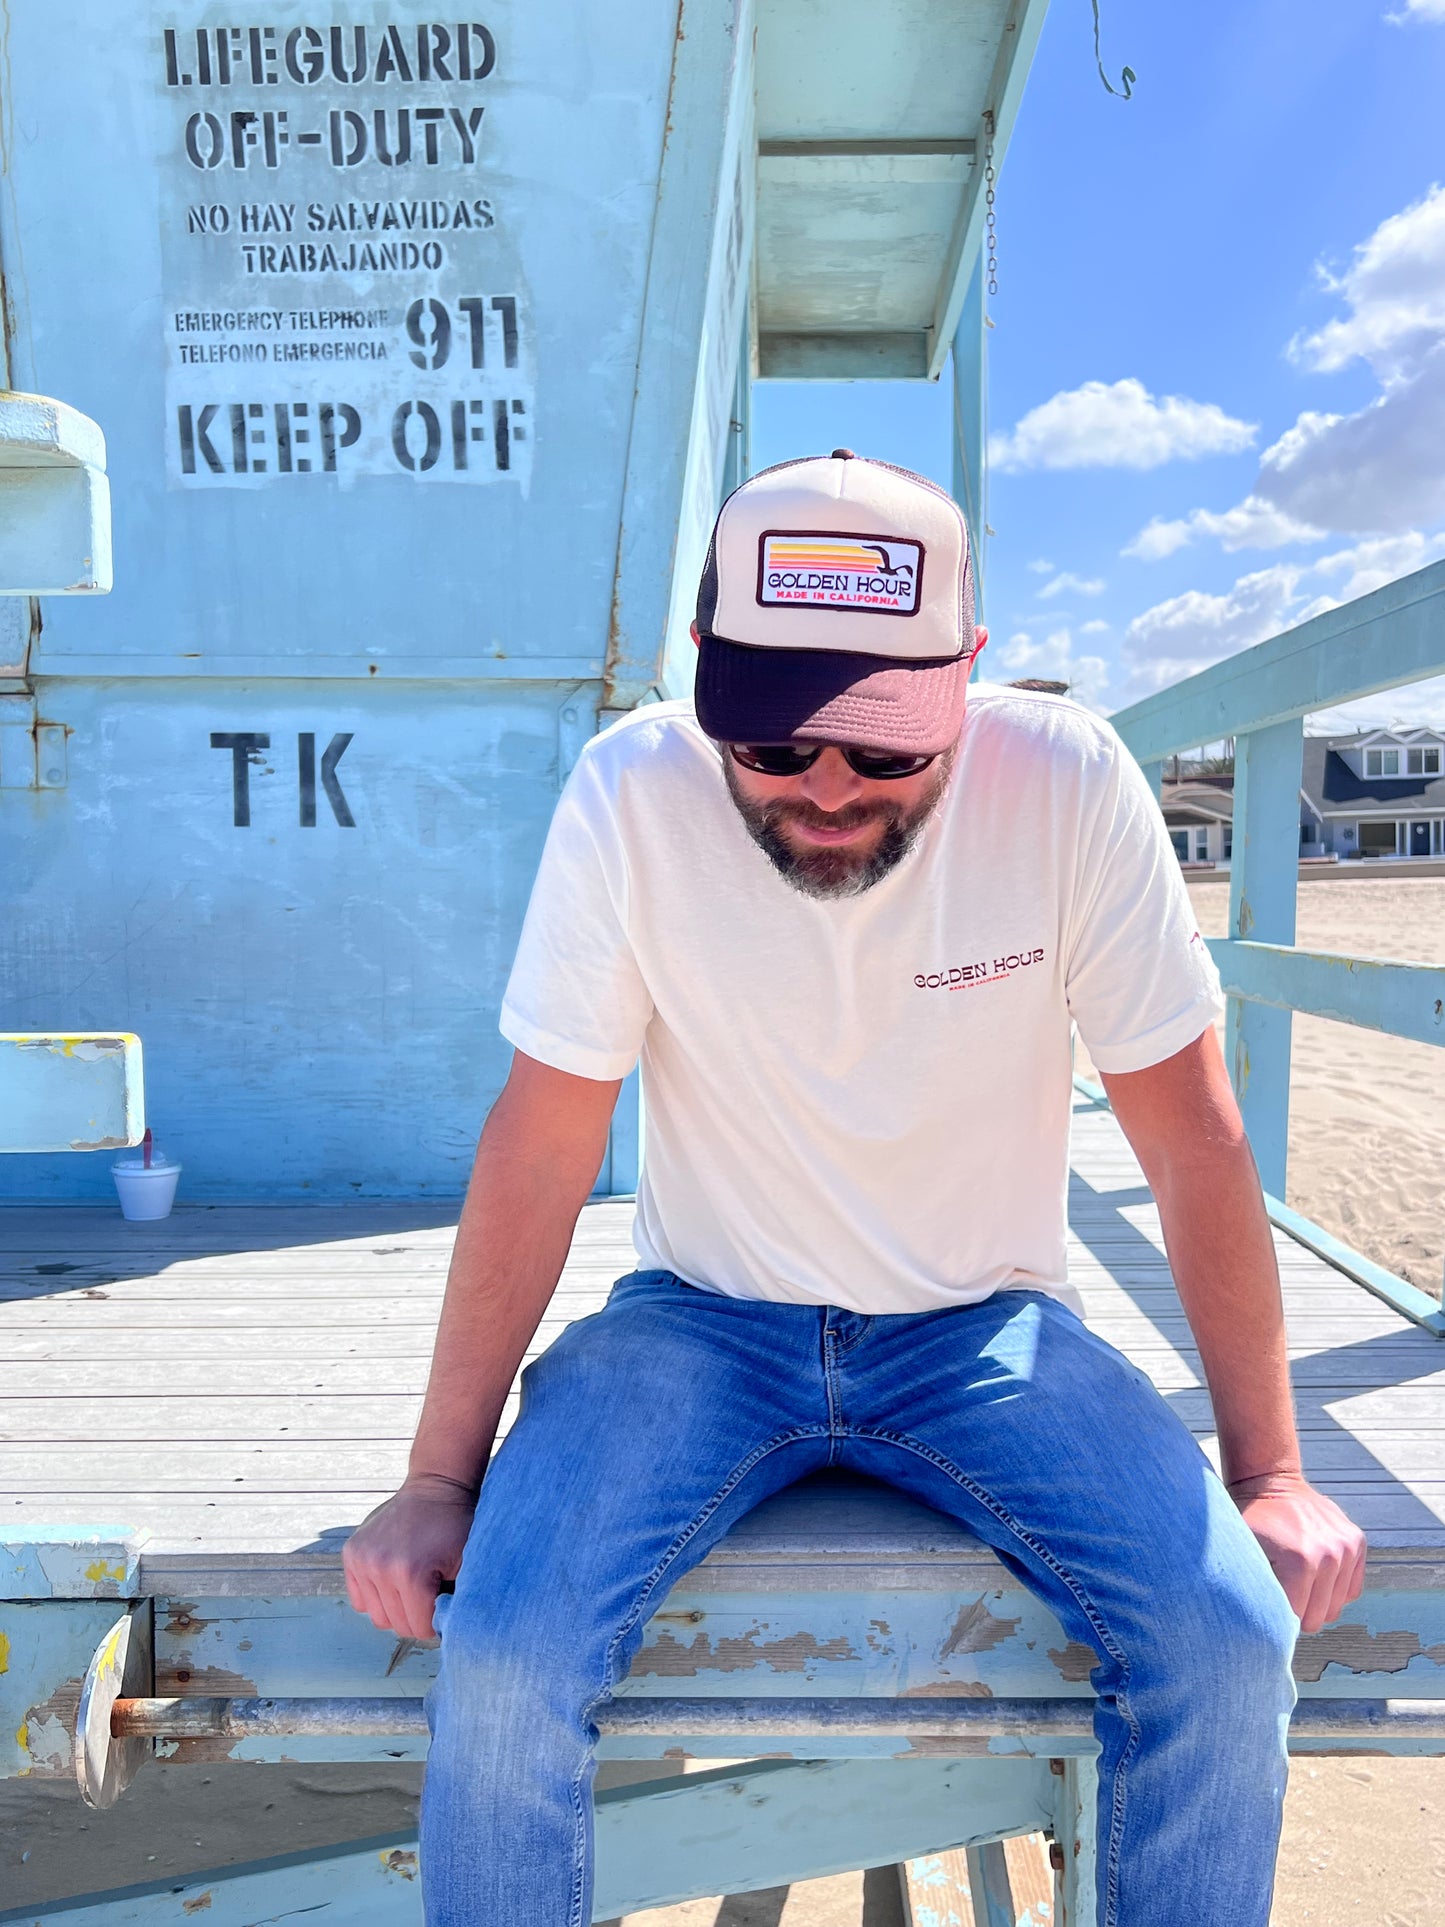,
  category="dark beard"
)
[722,748,953,900]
